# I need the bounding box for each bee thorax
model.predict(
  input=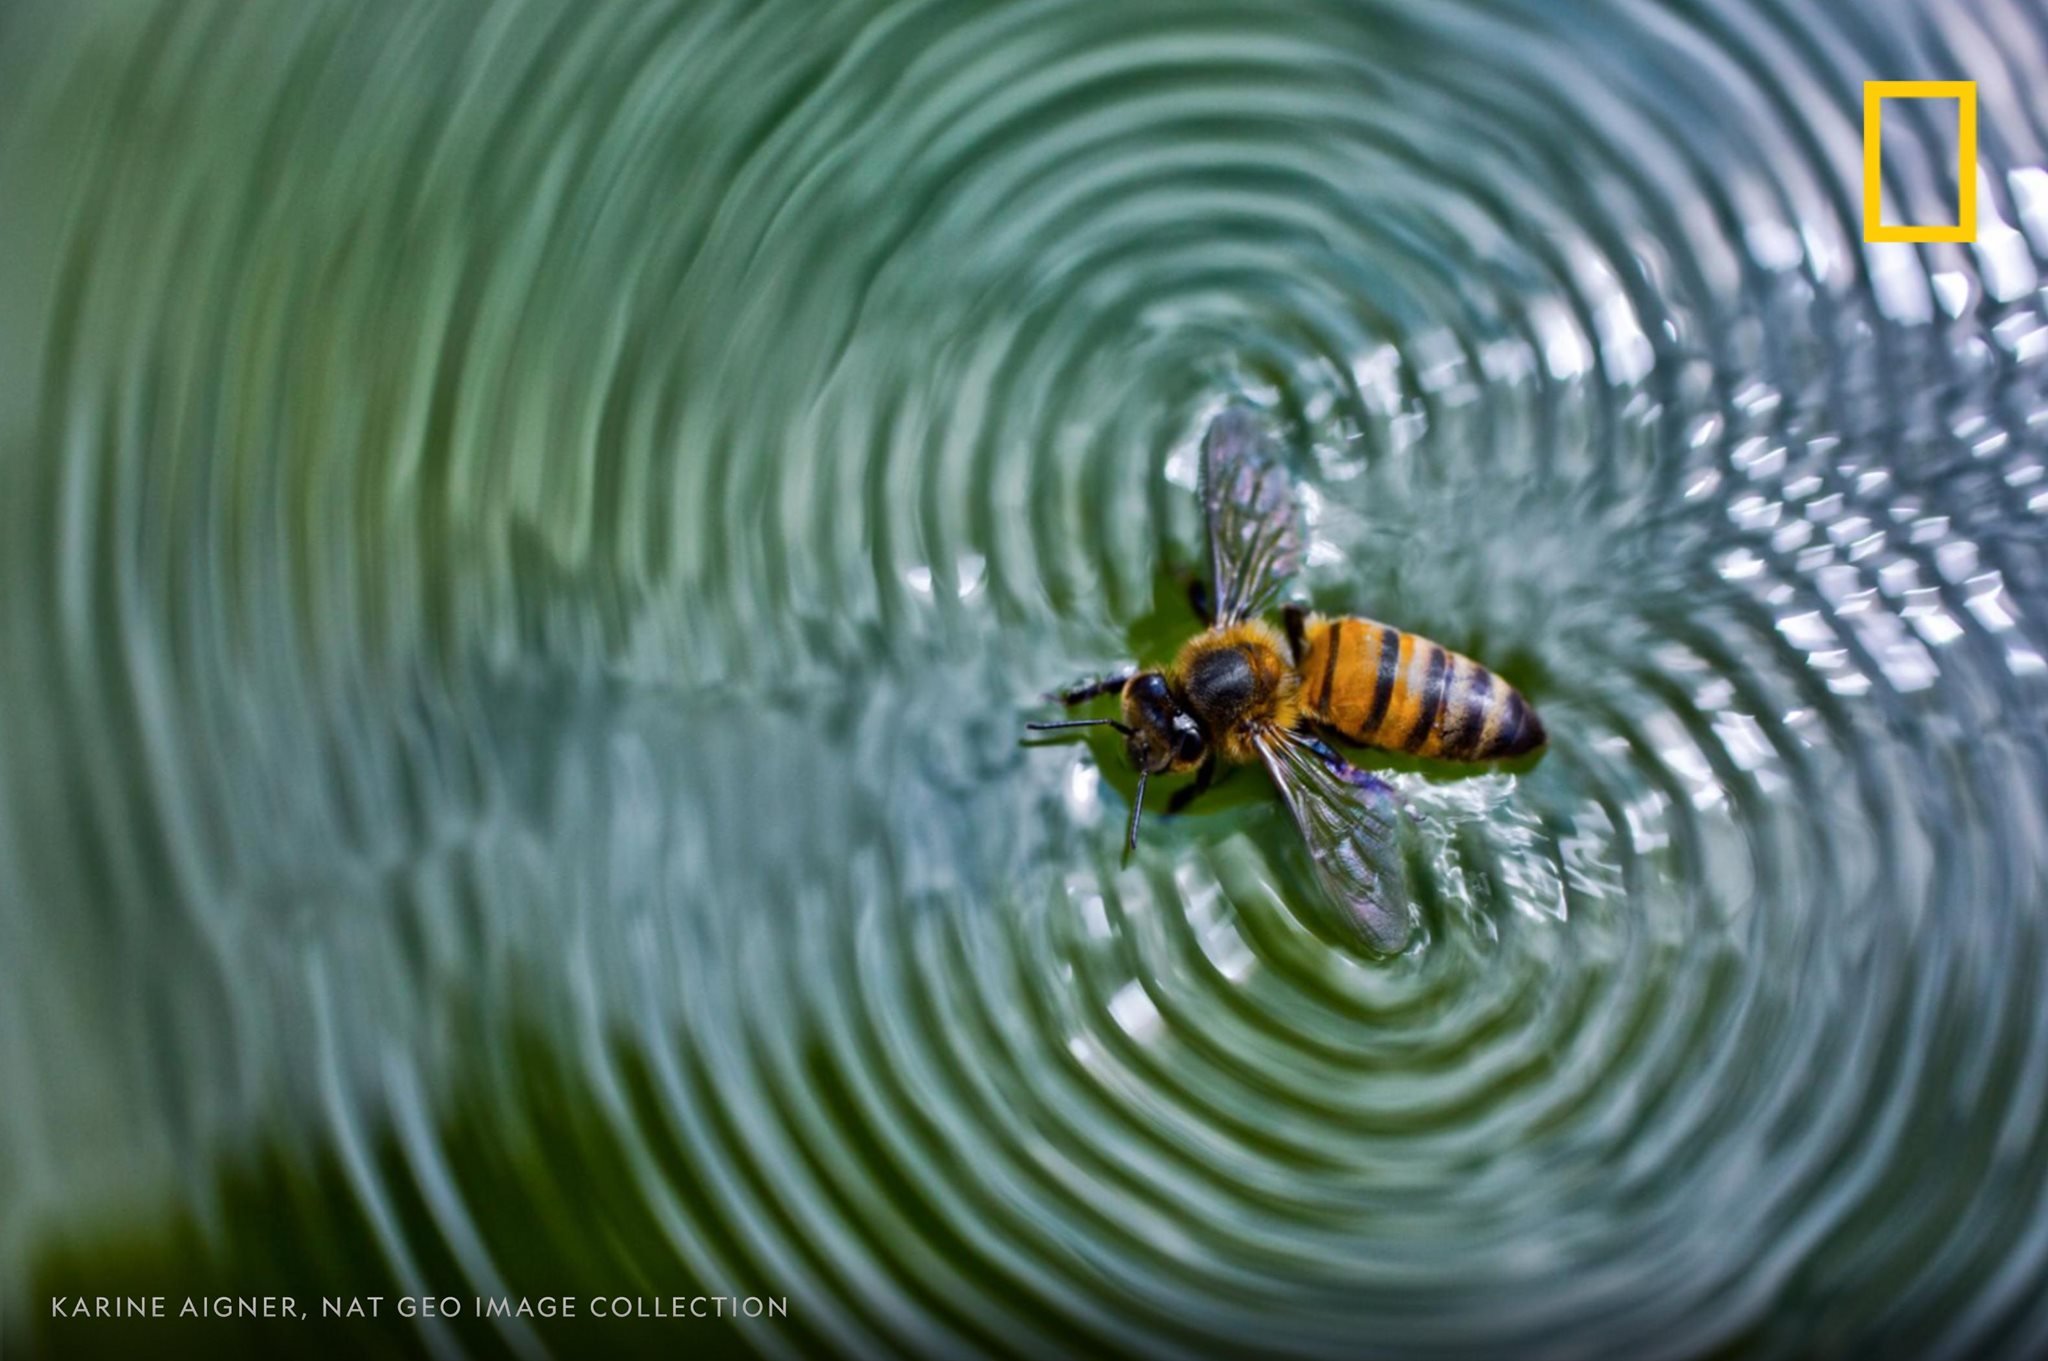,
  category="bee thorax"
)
[1185,646,1256,717]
